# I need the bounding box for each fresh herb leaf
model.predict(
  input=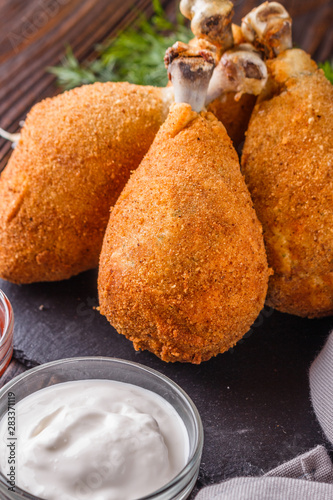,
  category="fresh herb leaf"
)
[48,46,98,88]
[319,60,333,84]
[49,1,191,90]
